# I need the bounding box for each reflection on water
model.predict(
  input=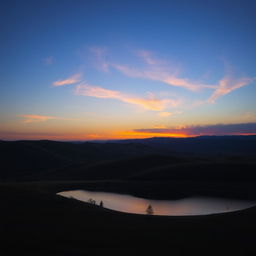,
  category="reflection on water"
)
[57,190,255,216]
